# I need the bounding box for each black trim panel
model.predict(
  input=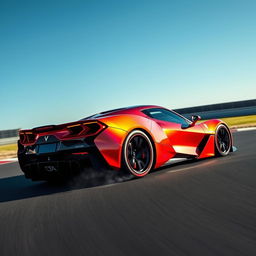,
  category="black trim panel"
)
[196,134,211,155]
